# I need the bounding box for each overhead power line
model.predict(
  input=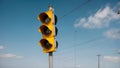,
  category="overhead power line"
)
[56,36,103,54]
[60,0,92,19]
